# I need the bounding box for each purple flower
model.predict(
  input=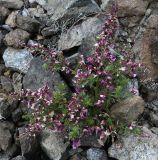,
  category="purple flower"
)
[72,138,81,149]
